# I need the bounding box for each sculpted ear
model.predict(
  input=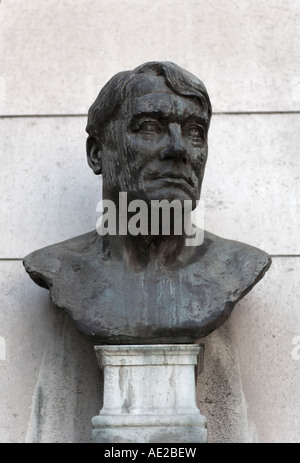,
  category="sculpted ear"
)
[86,135,102,175]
